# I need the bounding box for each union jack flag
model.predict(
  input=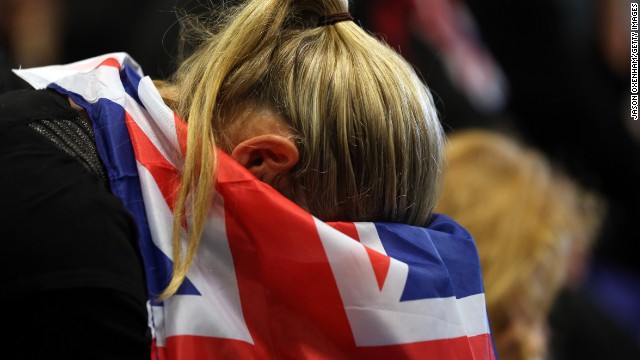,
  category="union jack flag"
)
[15,53,496,359]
